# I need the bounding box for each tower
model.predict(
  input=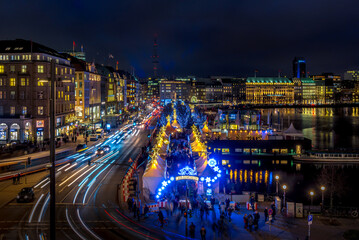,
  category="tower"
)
[293,57,307,78]
[152,35,159,78]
